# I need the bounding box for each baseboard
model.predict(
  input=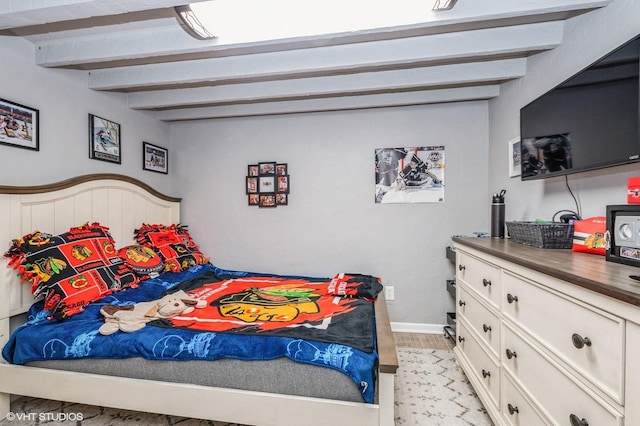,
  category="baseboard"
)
[390,322,446,334]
